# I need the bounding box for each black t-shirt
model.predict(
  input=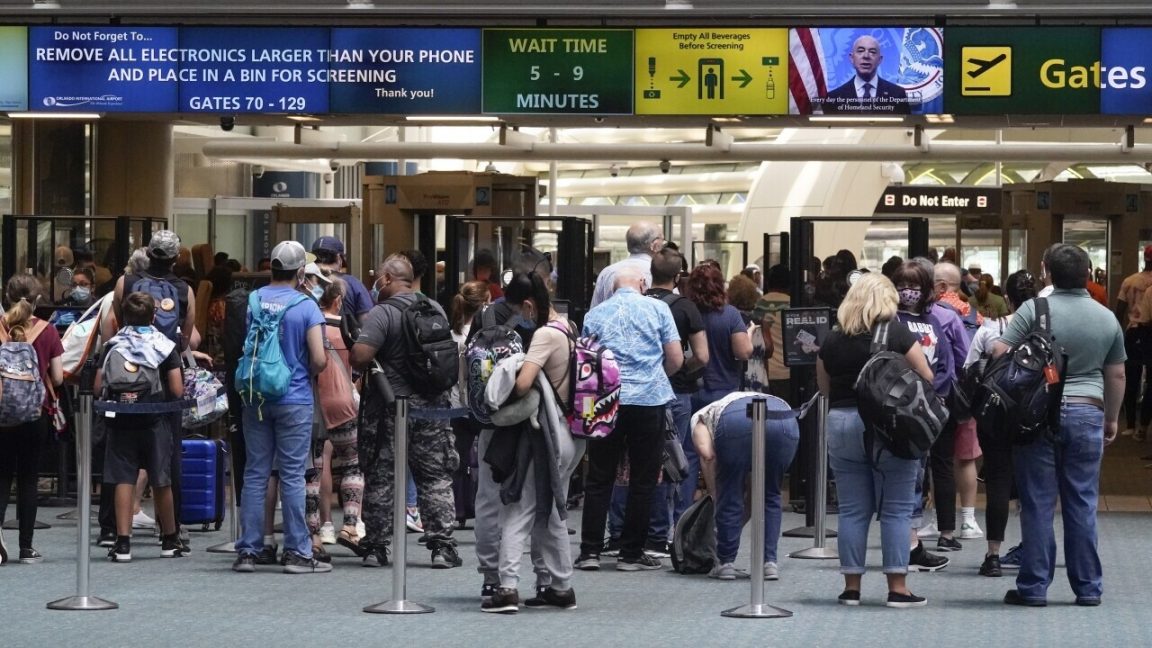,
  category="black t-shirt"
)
[818,323,919,407]
[645,288,706,393]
